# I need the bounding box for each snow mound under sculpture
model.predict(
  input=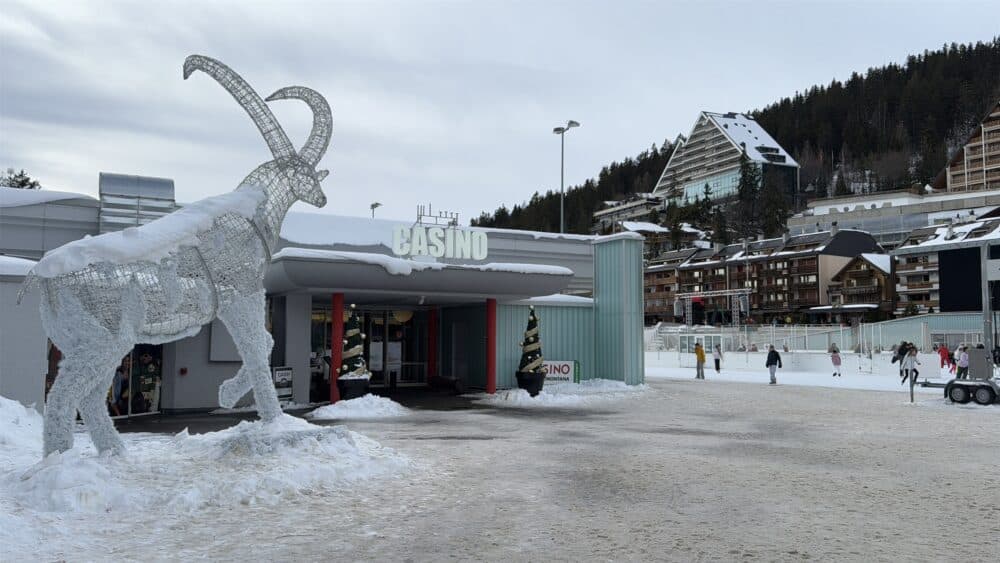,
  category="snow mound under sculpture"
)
[0,398,410,515]
[21,55,333,456]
